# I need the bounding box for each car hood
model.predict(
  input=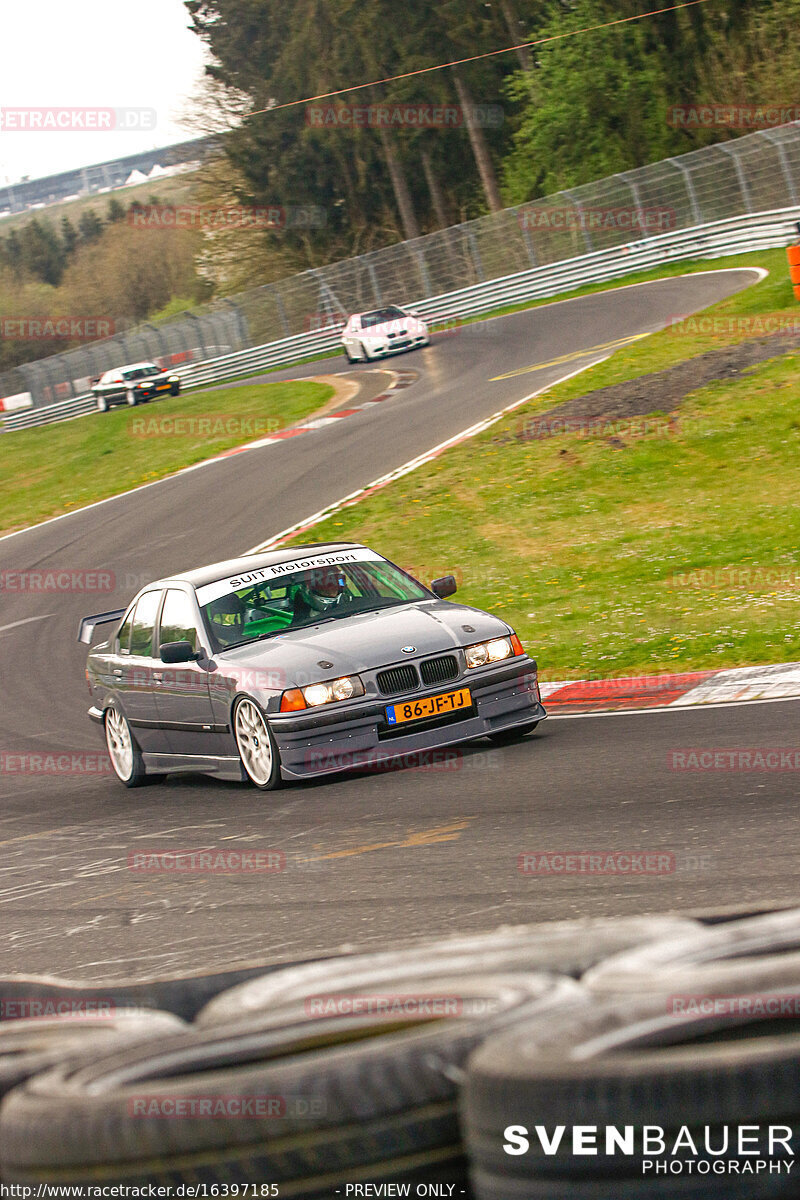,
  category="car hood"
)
[216,600,510,682]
